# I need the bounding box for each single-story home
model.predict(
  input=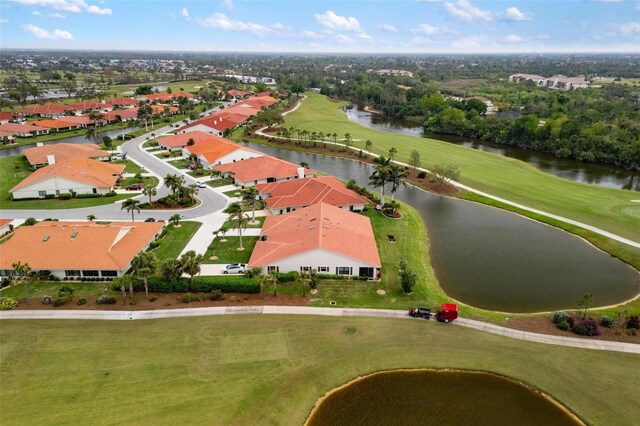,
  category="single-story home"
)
[0,221,164,279]
[105,97,140,108]
[156,130,215,151]
[183,135,264,168]
[18,103,70,117]
[0,123,50,137]
[0,130,17,144]
[180,114,244,137]
[0,219,14,235]
[0,112,14,124]
[10,157,125,200]
[23,142,110,167]
[151,104,179,115]
[244,95,278,109]
[256,176,367,215]
[228,89,253,99]
[103,108,139,123]
[248,203,381,278]
[56,115,98,127]
[67,101,110,113]
[143,92,194,102]
[31,119,84,132]
[214,156,314,187]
